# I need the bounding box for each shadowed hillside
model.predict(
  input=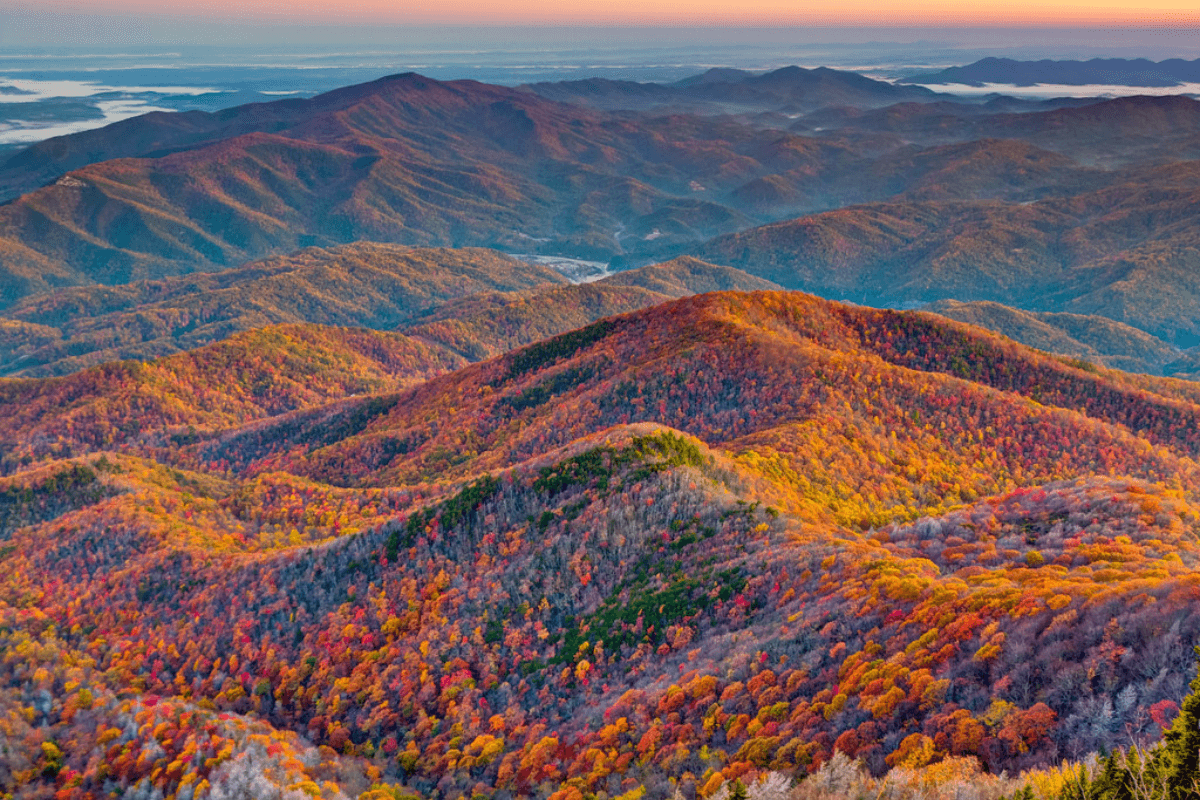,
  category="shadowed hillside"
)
[923,299,1184,376]
[692,169,1200,345]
